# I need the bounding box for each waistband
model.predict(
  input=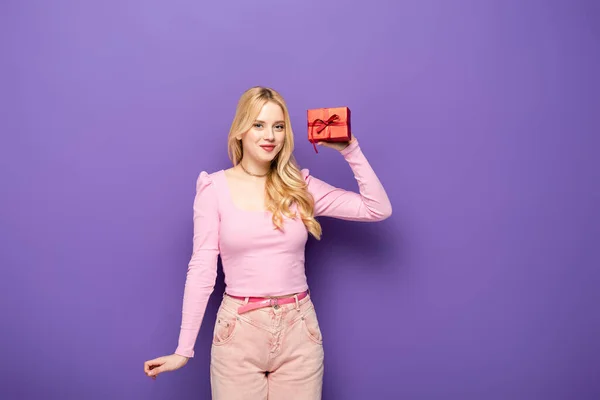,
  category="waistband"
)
[224,290,309,314]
